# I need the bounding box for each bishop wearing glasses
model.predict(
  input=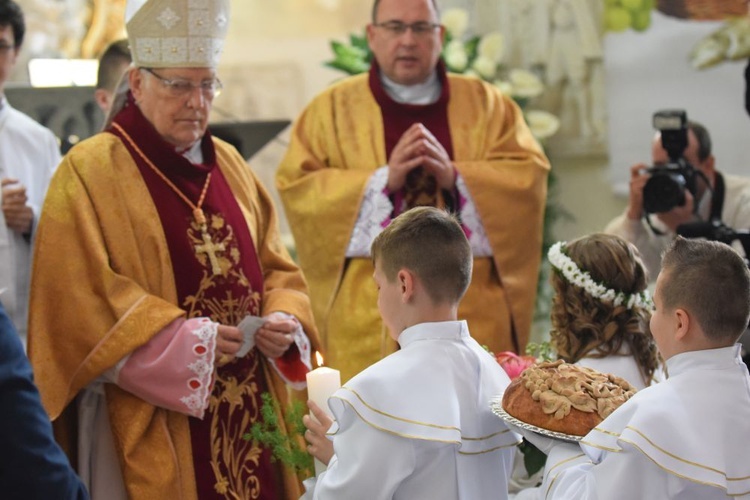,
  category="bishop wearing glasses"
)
[277,0,550,383]
[27,0,319,498]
